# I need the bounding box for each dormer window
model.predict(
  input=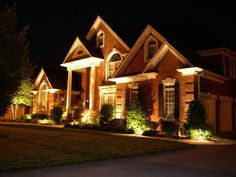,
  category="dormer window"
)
[148,40,157,59]
[97,30,104,48]
[145,36,158,62]
[77,50,83,56]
